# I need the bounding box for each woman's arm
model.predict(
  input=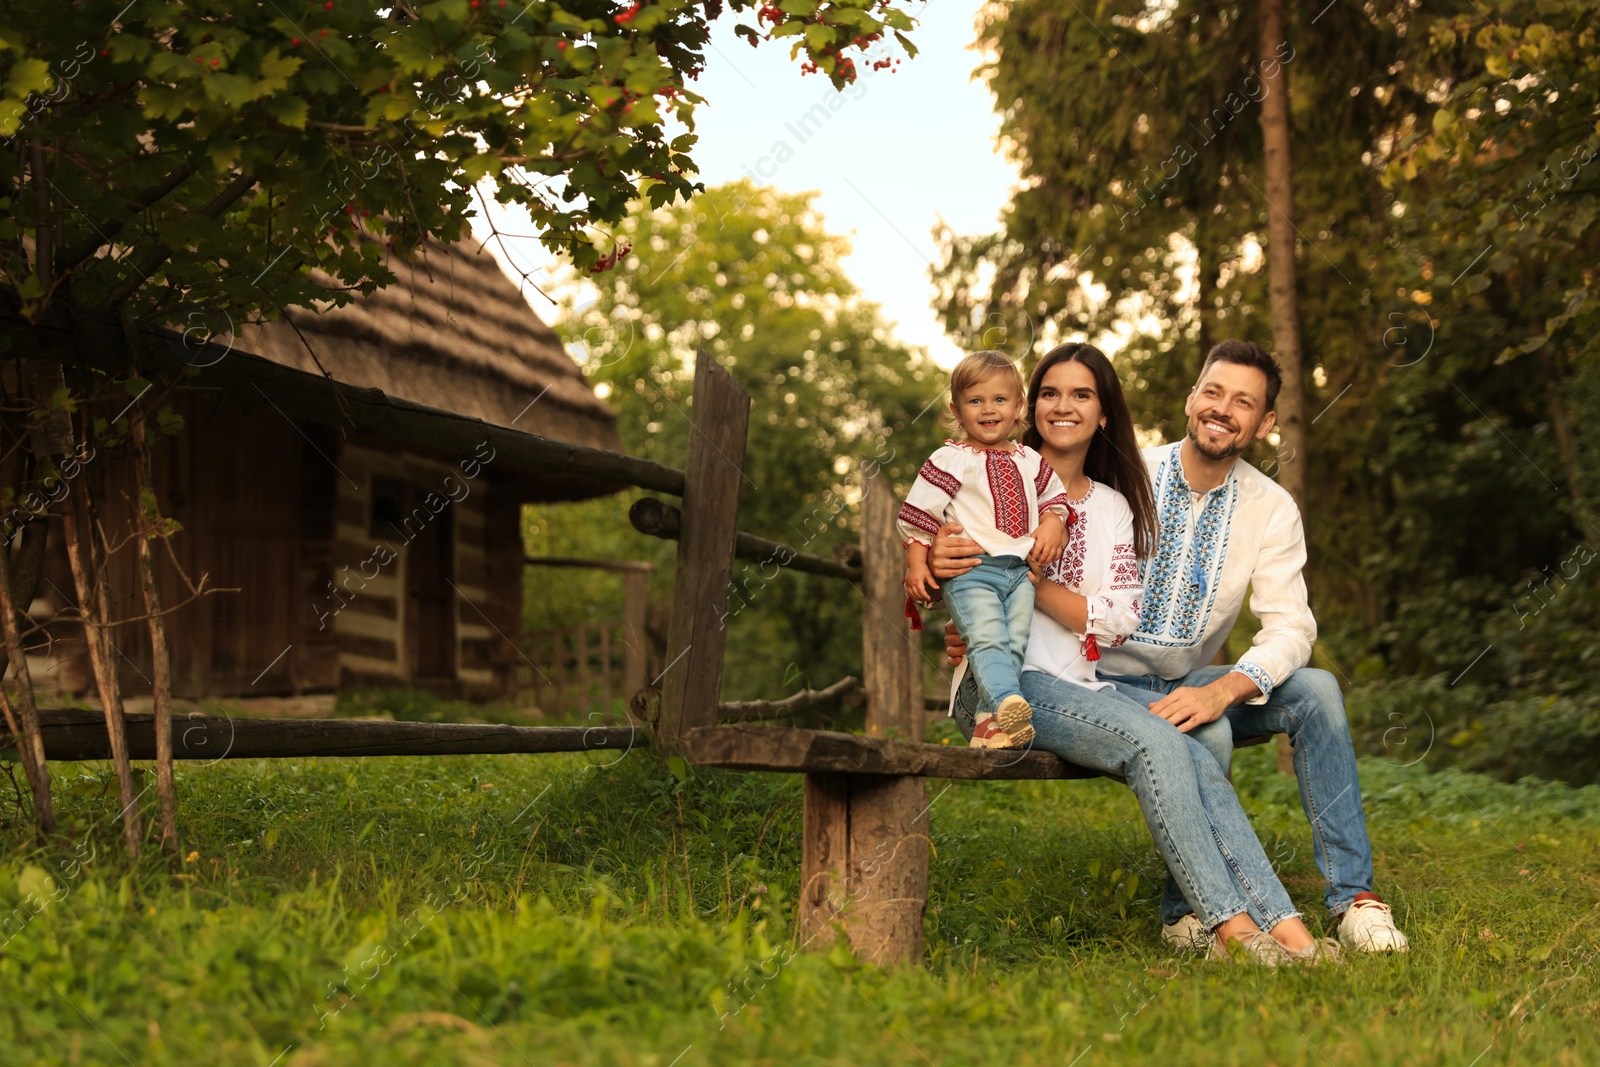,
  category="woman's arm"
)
[1031,570,1090,632]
